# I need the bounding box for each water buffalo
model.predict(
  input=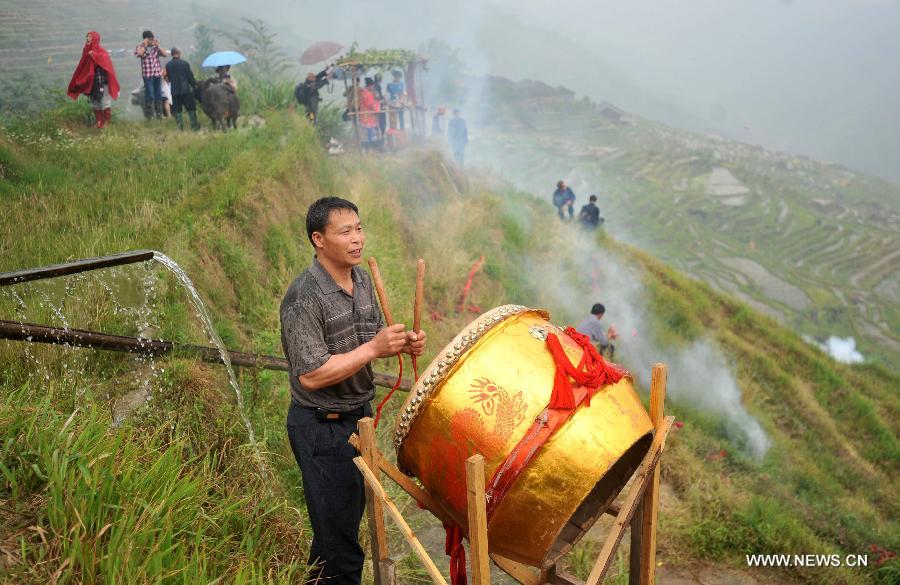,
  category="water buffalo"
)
[194,78,240,131]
